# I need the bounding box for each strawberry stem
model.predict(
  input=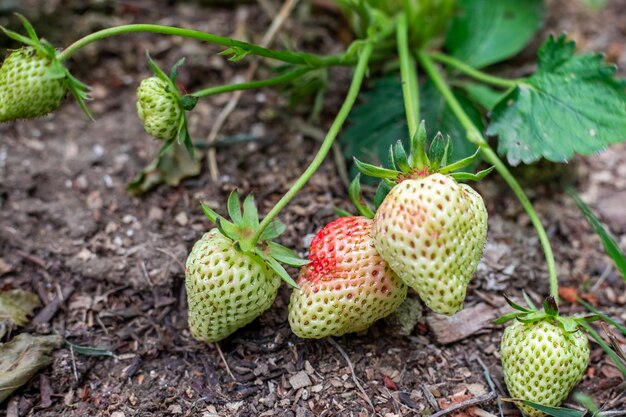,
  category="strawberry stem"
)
[57,24,353,67]
[429,52,518,89]
[417,50,559,304]
[397,14,420,144]
[248,41,375,247]
[190,67,311,99]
